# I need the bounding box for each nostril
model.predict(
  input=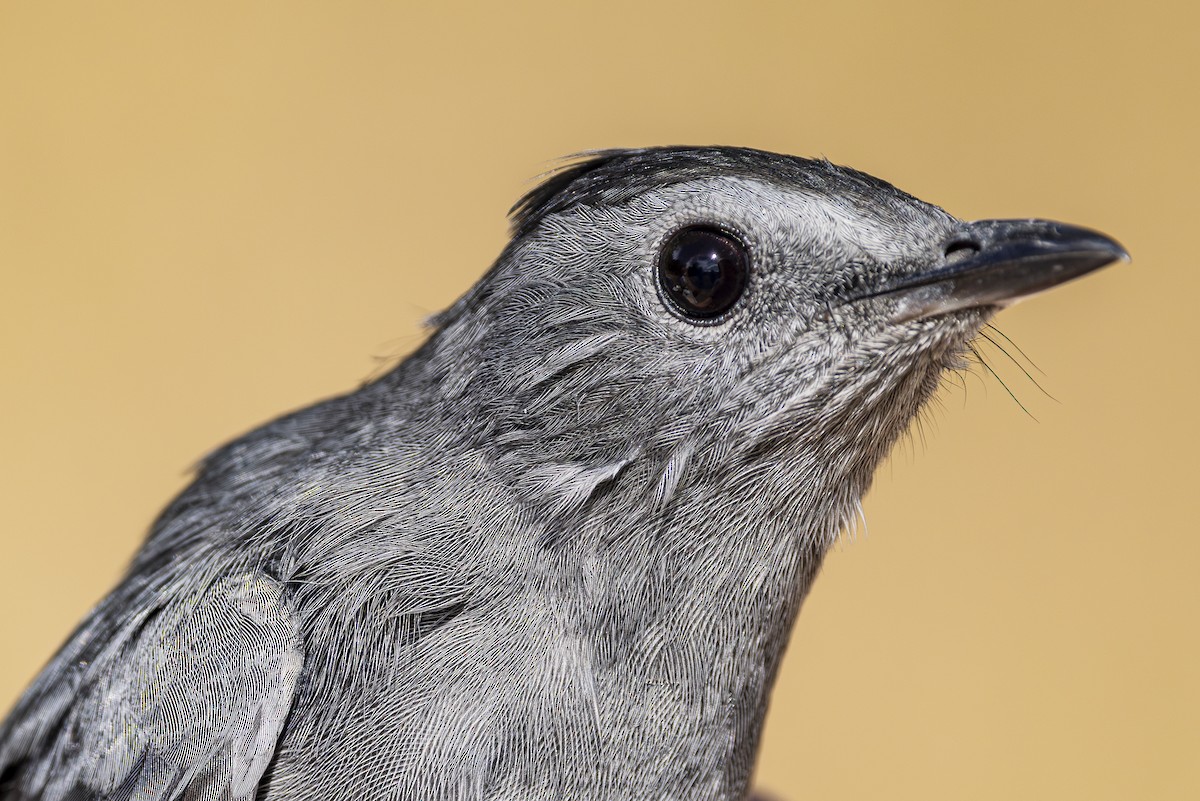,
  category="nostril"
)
[944,238,981,266]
